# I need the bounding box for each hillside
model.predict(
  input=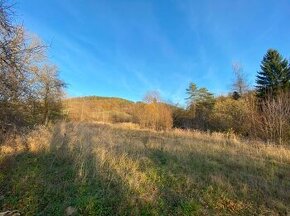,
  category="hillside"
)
[1,1,290,216]
[1,122,289,215]
[63,96,136,123]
